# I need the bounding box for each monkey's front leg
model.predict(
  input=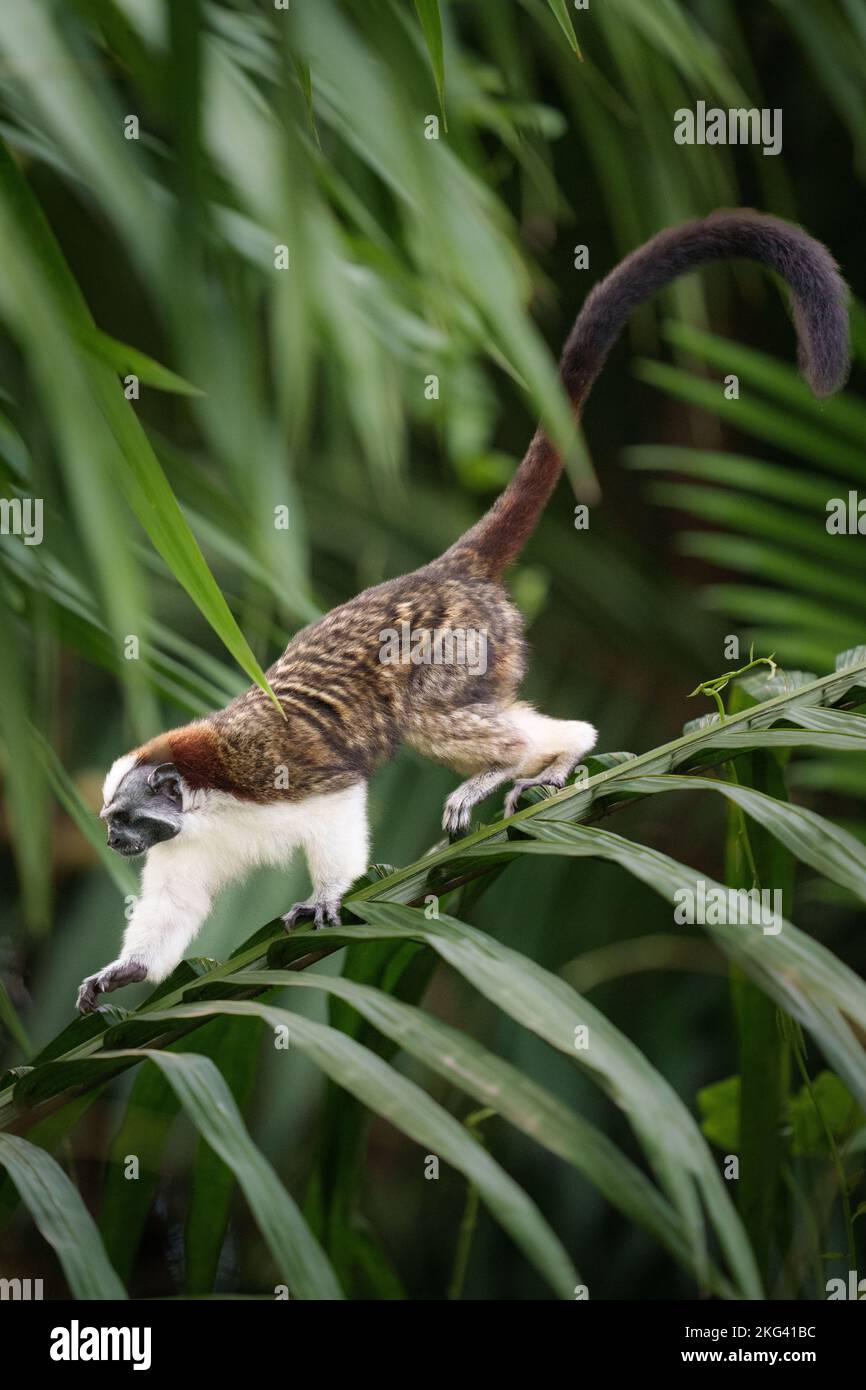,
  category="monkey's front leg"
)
[76,850,215,1012]
[282,784,369,932]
